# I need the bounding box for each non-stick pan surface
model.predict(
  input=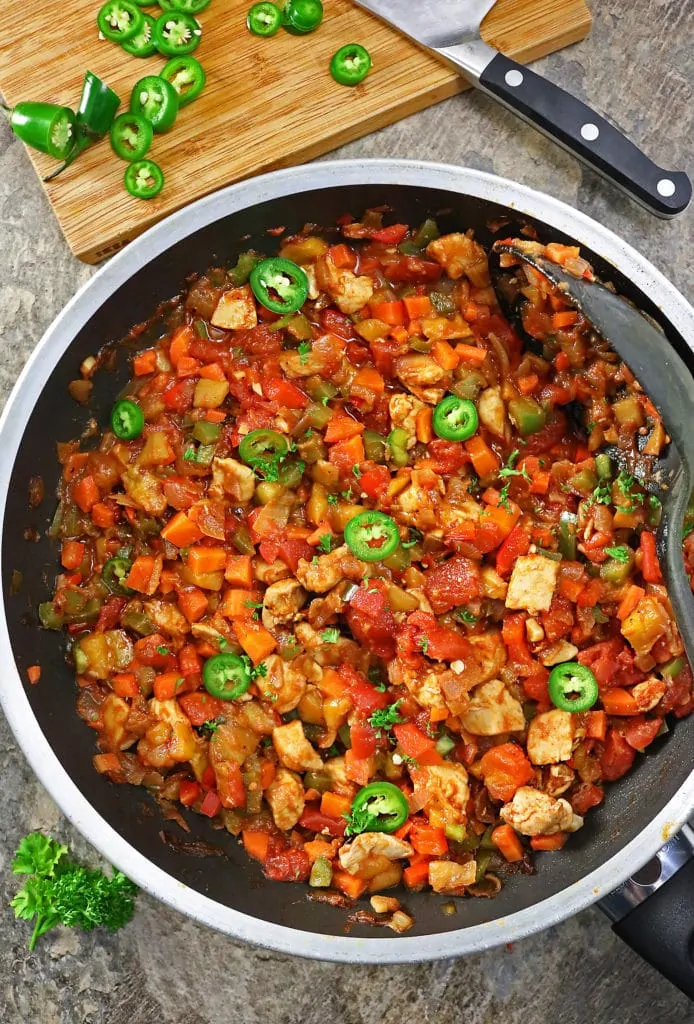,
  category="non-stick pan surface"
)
[2,164,693,959]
